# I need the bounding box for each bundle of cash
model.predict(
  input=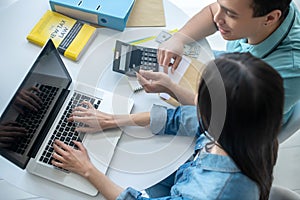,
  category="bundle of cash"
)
[183,43,201,58]
[155,30,172,43]
[155,30,201,58]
